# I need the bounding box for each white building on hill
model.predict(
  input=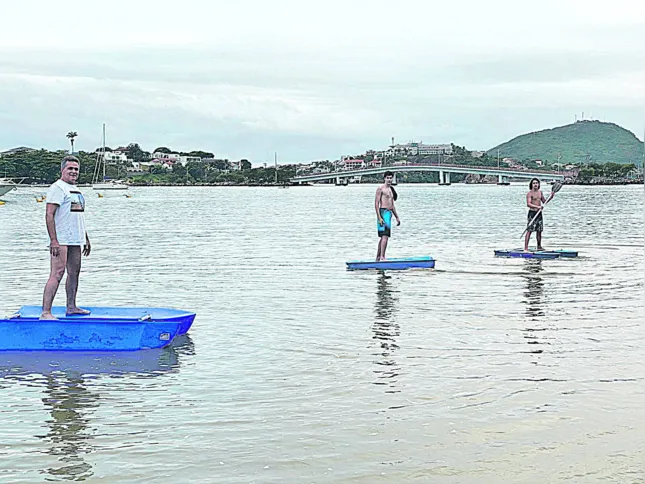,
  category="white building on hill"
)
[387,142,453,156]
[179,155,201,166]
[103,151,128,163]
[152,152,181,162]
